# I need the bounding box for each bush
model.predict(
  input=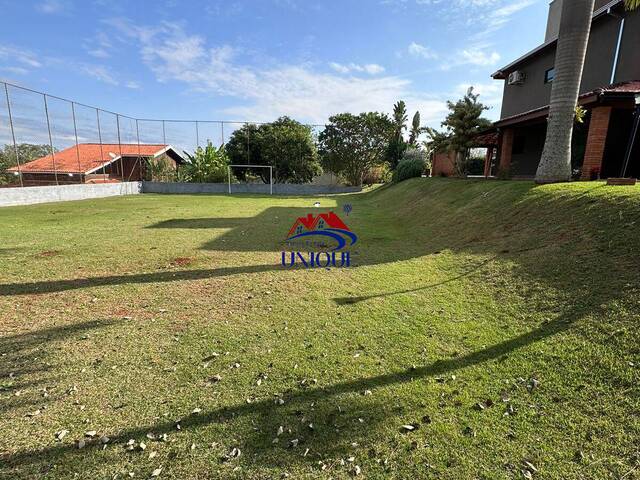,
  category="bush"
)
[466,156,485,175]
[145,155,177,182]
[363,164,392,185]
[393,148,427,182]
